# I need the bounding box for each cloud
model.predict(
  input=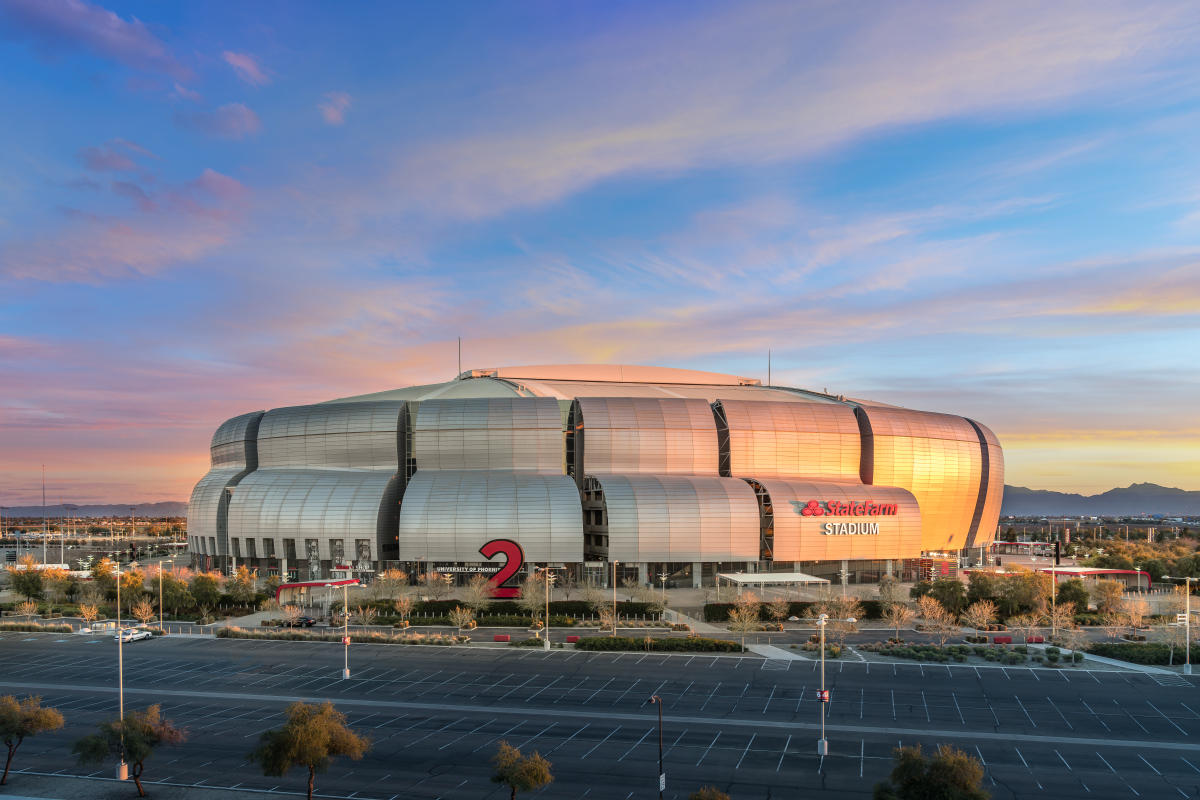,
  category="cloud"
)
[0,0,191,80]
[388,2,1198,218]
[171,81,201,102]
[221,50,270,86]
[175,102,261,139]
[76,138,156,171]
[318,92,351,125]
